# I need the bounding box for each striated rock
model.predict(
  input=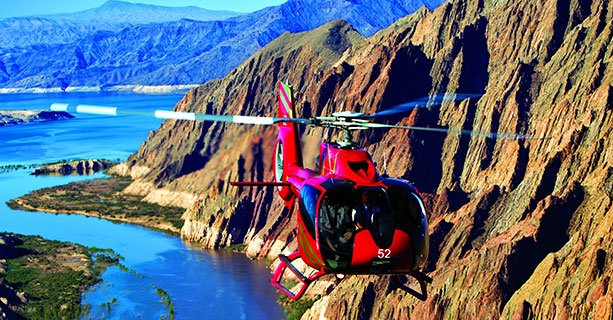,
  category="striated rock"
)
[0,110,74,126]
[30,159,116,176]
[122,20,366,253]
[117,0,612,318]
